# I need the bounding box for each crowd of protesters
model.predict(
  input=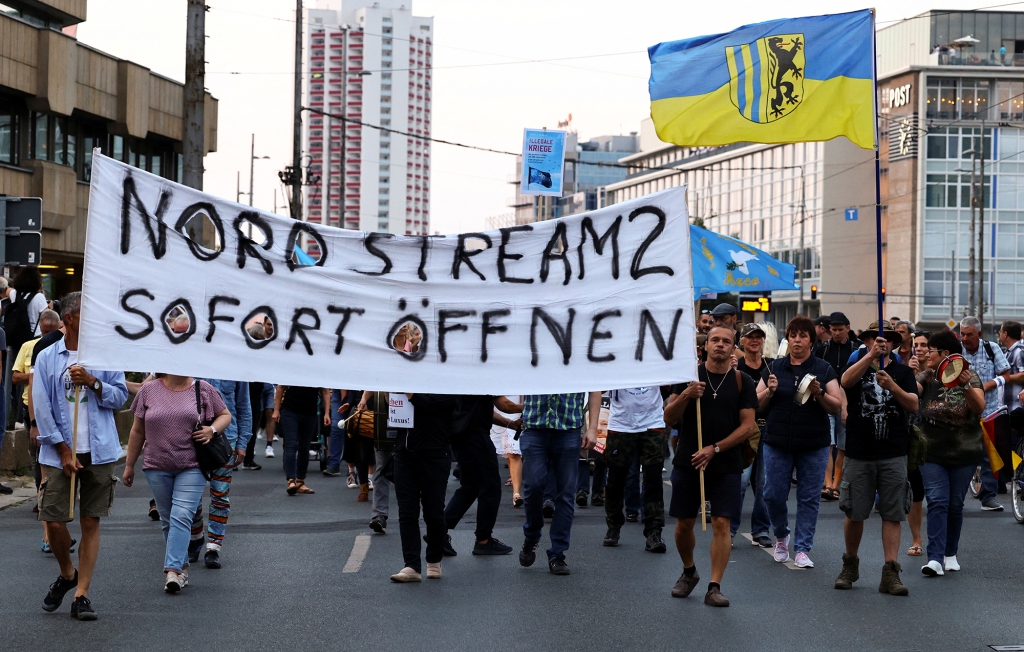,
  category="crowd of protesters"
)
[10,284,1019,618]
